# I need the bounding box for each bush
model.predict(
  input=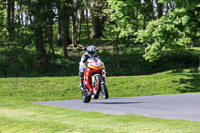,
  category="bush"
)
[0,46,199,77]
